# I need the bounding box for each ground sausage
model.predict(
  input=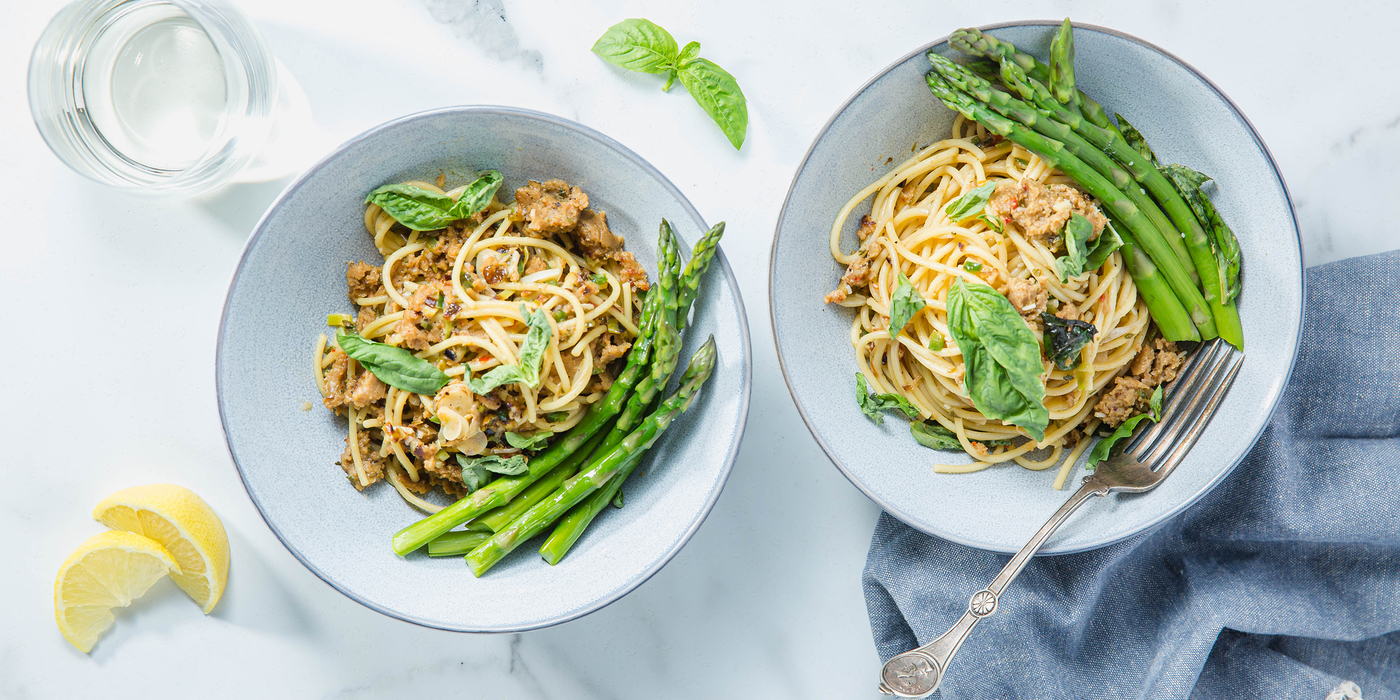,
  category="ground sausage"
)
[1096,337,1186,426]
[515,179,588,235]
[987,179,1107,246]
[339,429,384,490]
[1004,276,1048,319]
[613,251,651,291]
[347,262,383,301]
[322,347,350,412]
[348,371,386,408]
[574,208,624,261]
